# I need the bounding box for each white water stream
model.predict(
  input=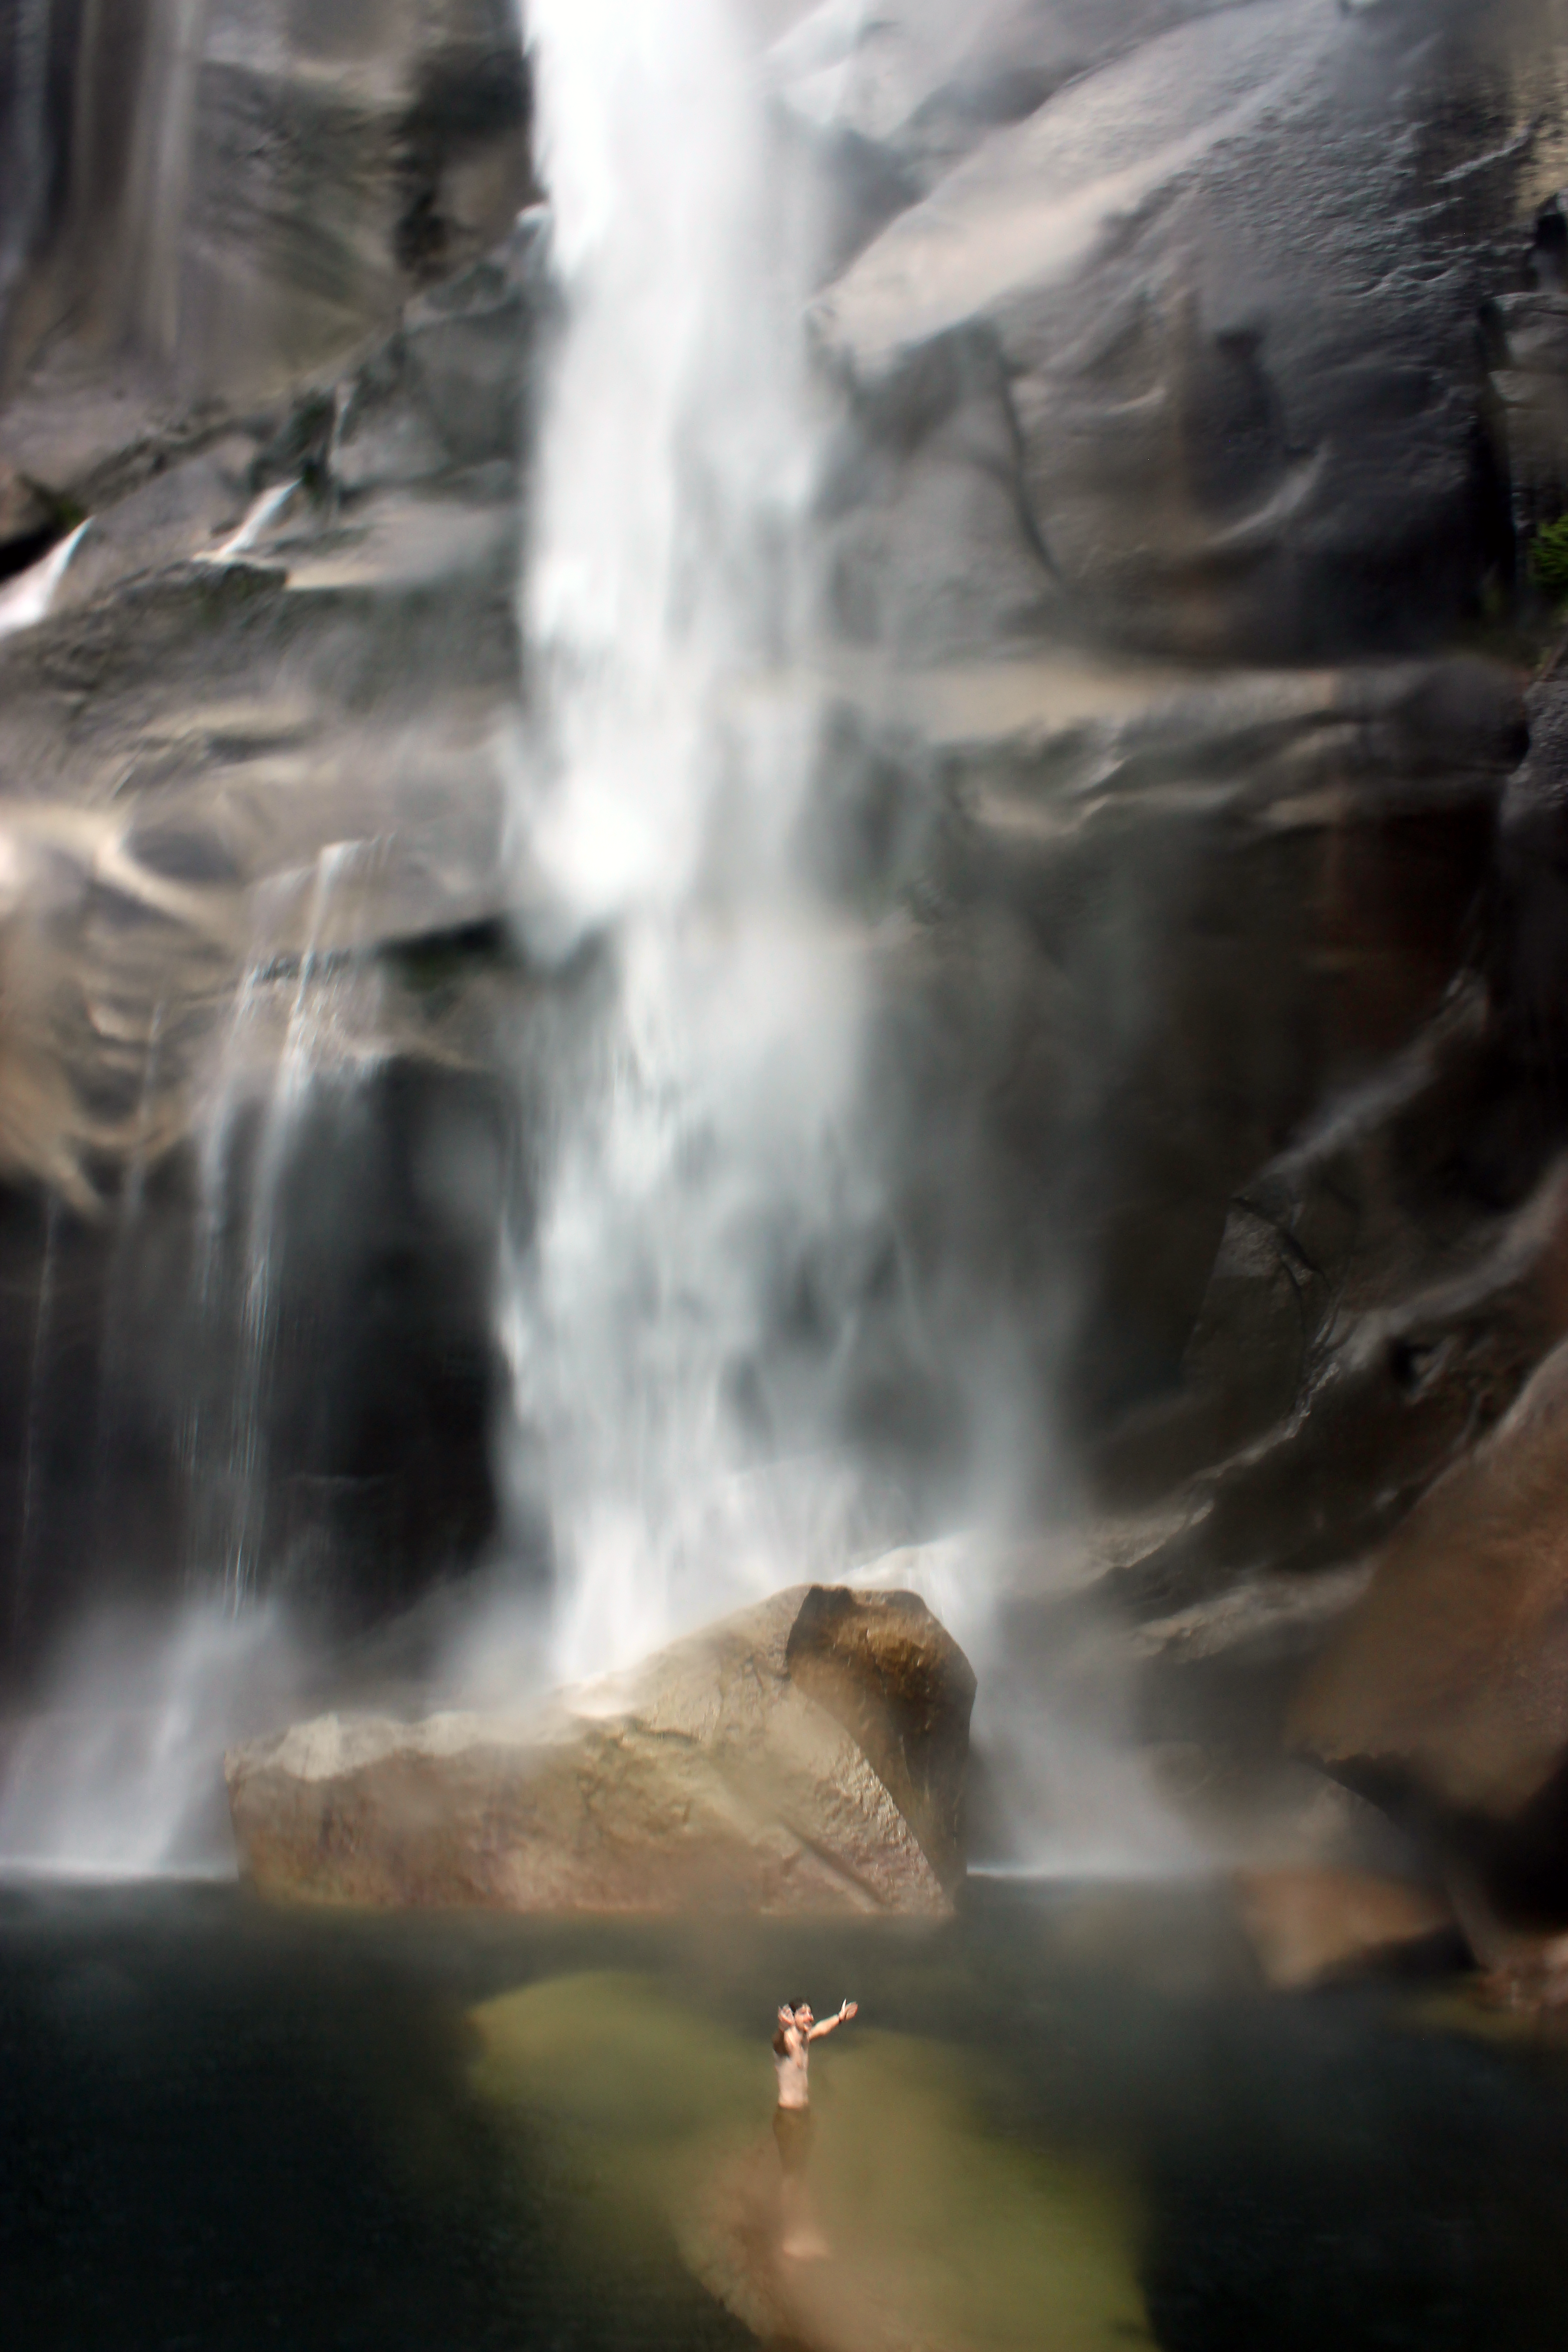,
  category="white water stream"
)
[488,0,888,1688]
